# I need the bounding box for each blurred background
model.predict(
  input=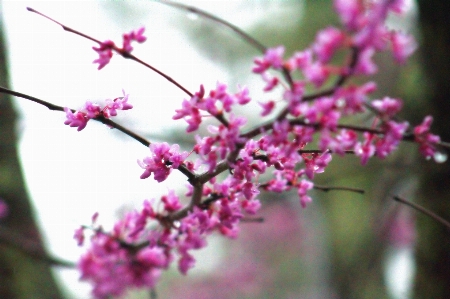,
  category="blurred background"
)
[1,1,449,298]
